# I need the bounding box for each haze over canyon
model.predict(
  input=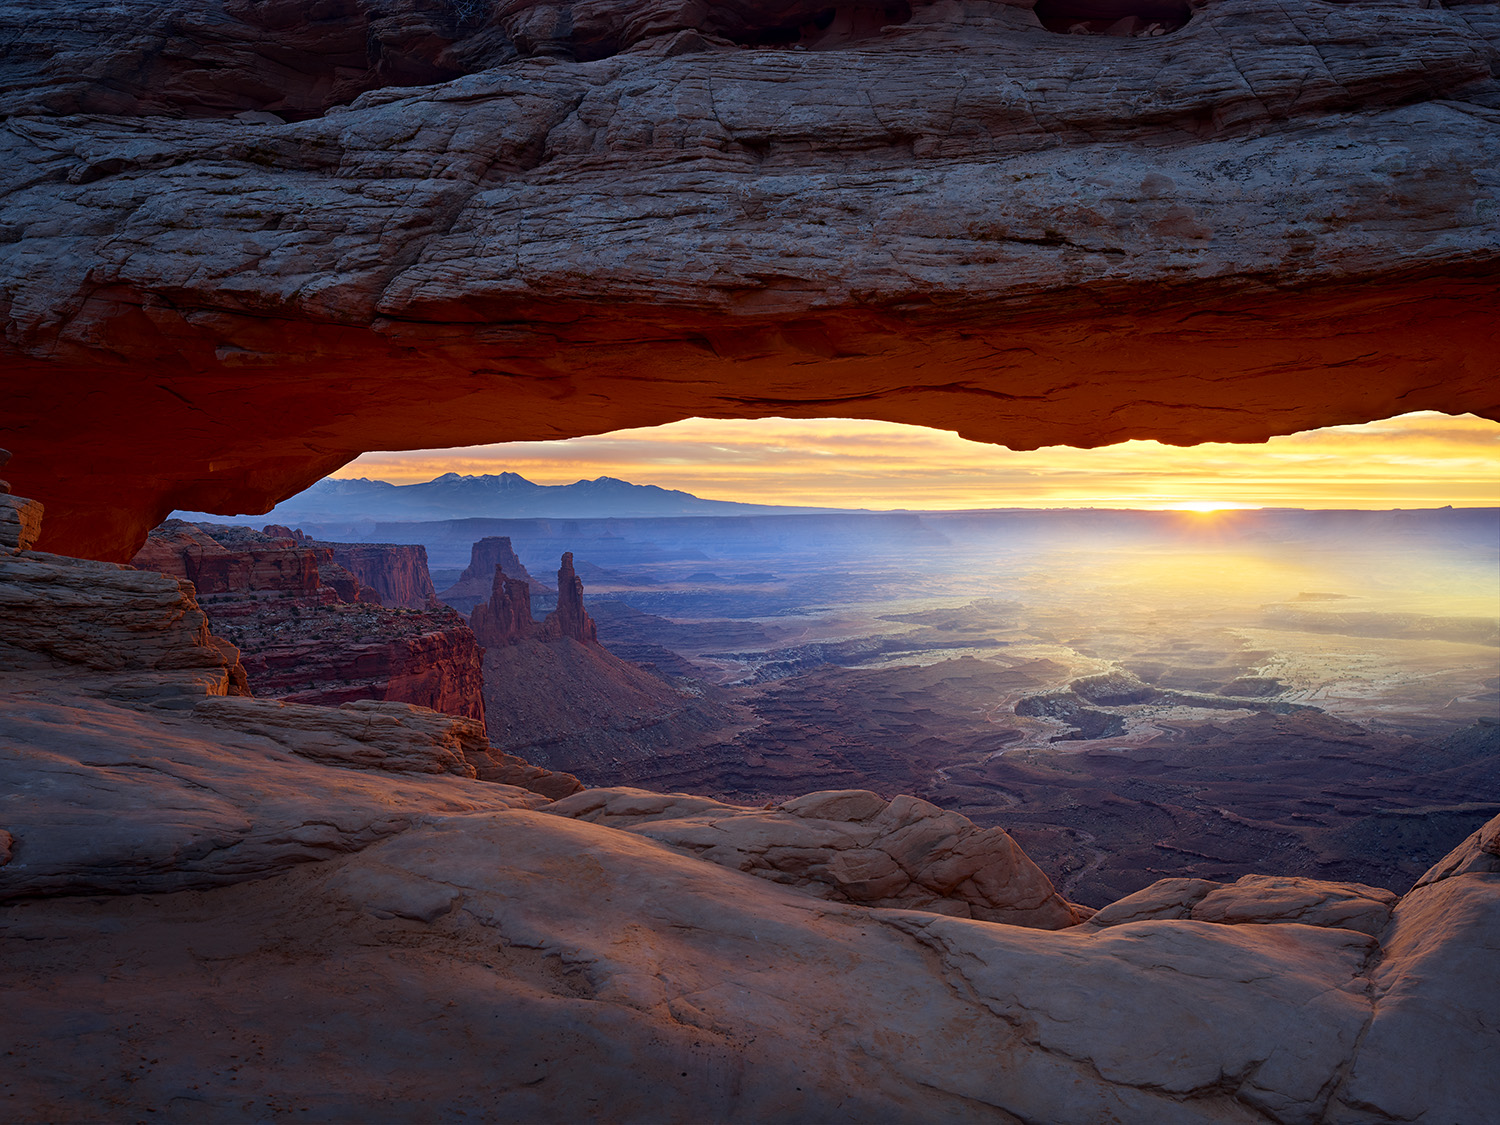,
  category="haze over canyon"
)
[2,0,1499,1120]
